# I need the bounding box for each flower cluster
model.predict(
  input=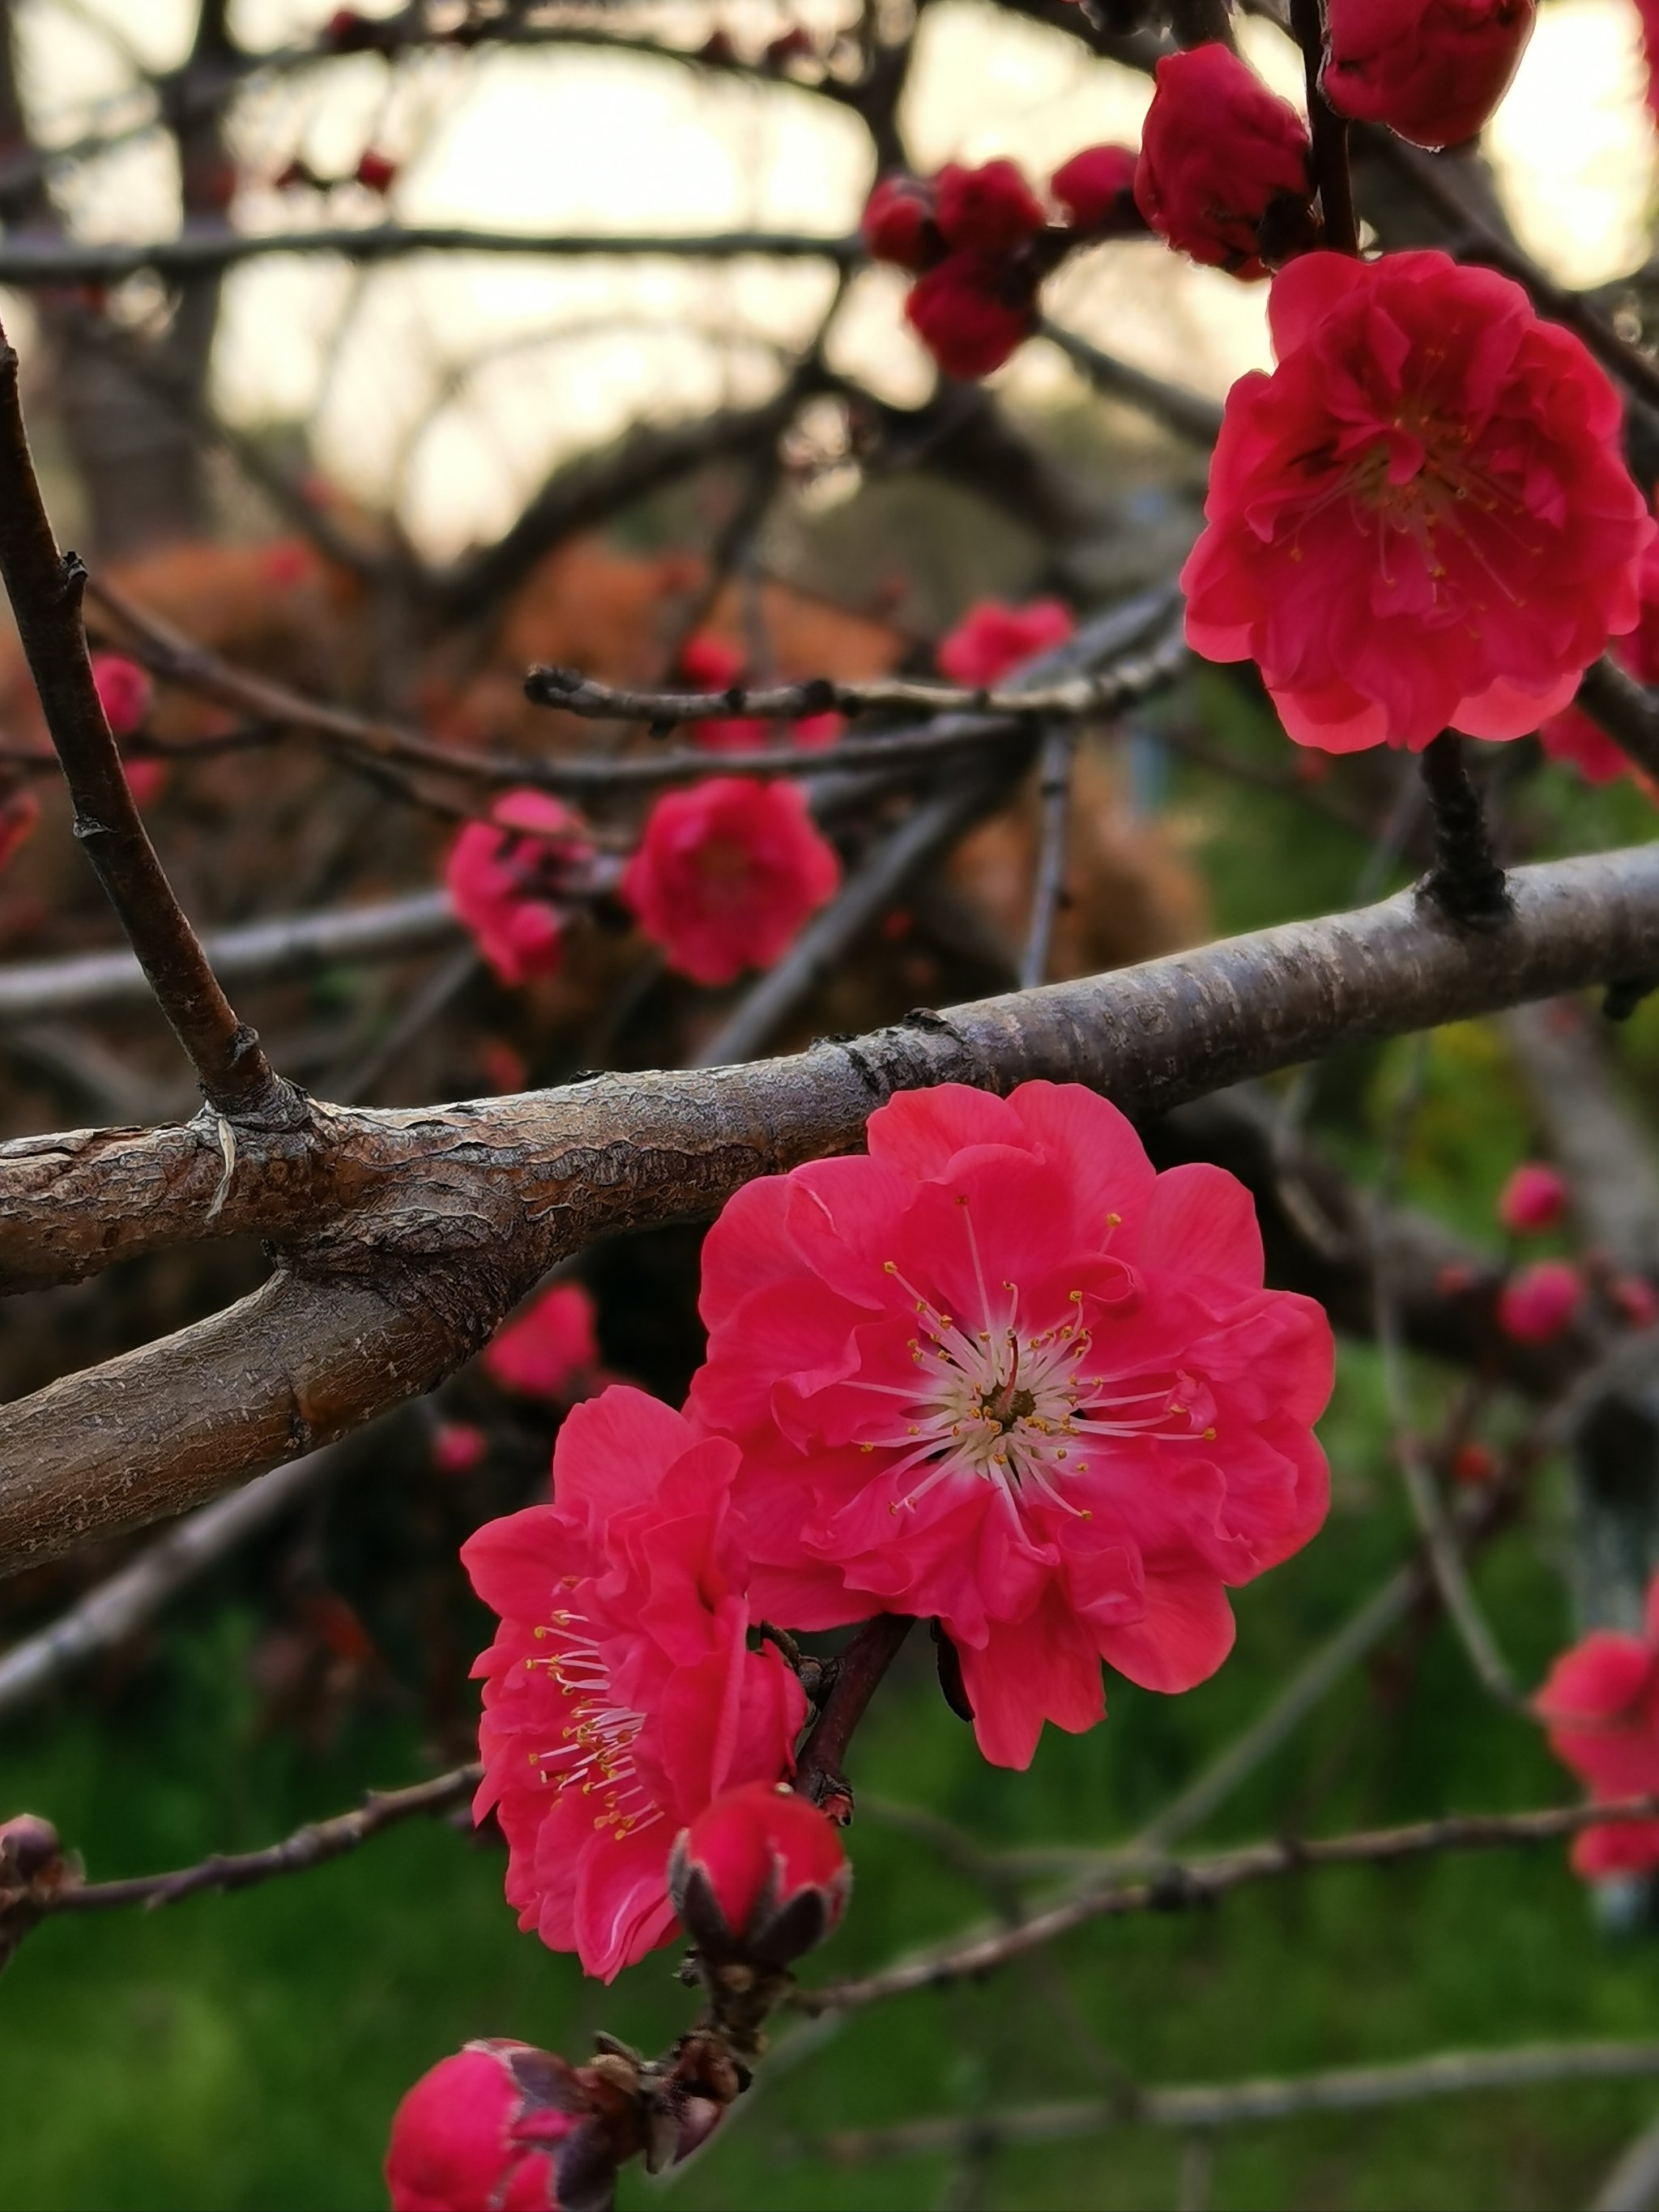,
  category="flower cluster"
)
[445,790,595,987]
[863,150,1144,379]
